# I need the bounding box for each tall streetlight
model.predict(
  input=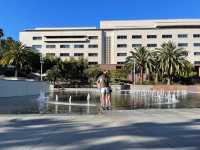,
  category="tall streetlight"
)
[40,53,44,81]
[133,58,136,86]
